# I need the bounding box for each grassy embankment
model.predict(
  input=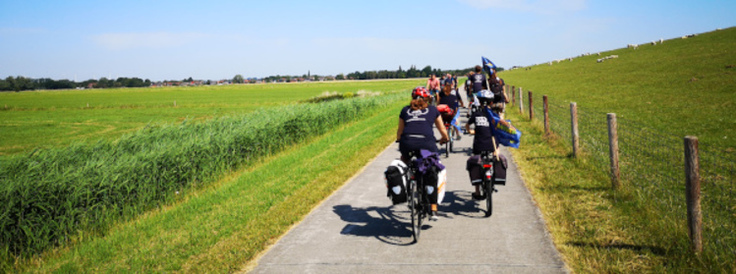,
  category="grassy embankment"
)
[499,27,735,272]
[0,80,417,156]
